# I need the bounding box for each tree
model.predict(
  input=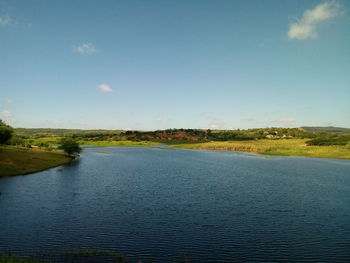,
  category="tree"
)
[58,138,82,156]
[0,119,13,145]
